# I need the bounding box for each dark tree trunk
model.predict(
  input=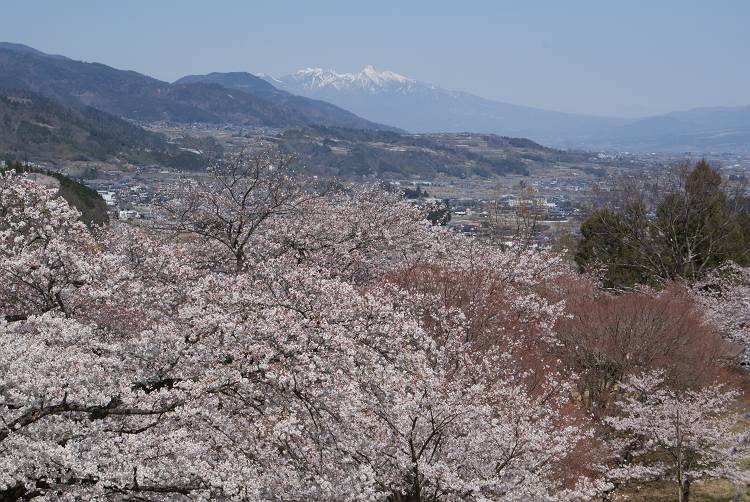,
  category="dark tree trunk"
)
[679,476,690,502]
